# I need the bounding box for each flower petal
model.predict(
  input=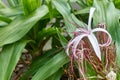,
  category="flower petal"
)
[88,33,101,60]
[71,34,88,58]
[66,37,78,57]
[88,7,96,31]
[66,34,88,58]
[92,28,112,47]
